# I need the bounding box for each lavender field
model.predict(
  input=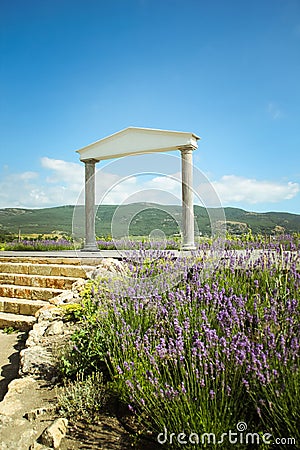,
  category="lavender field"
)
[0,238,76,251]
[60,236,299,448]
[1,231,299,253]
